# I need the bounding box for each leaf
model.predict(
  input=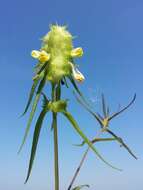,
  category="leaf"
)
[74,92,103,126]
[109,94,136,121]
[63,77,69,88]
[21,79,39,116]
[72,184,90,190]
[107,106,110,117]
[69,76,83,97]
[62,111,122,171]
[41,92,49,107]
[37,61,48,75]
[25,109,47,183]
[101,93,107,117]
[18,73,47,153]
[106,129,137,159]
[69,76,90,105]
